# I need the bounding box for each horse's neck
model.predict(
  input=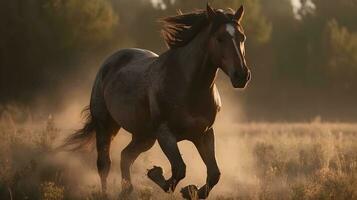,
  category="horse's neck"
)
[171,27,218,91]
